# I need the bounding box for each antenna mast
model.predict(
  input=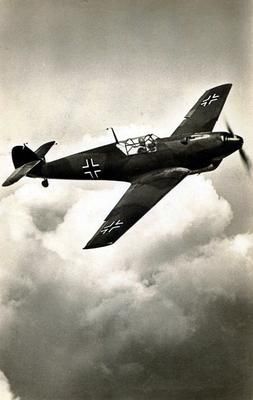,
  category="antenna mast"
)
[106,127,119,144]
